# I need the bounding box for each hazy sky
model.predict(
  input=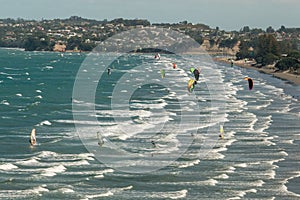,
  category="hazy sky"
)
[0,0,299,30]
